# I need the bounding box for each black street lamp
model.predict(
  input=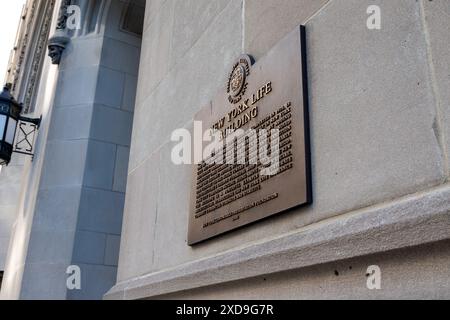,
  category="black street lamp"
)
[0,84,41,166]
